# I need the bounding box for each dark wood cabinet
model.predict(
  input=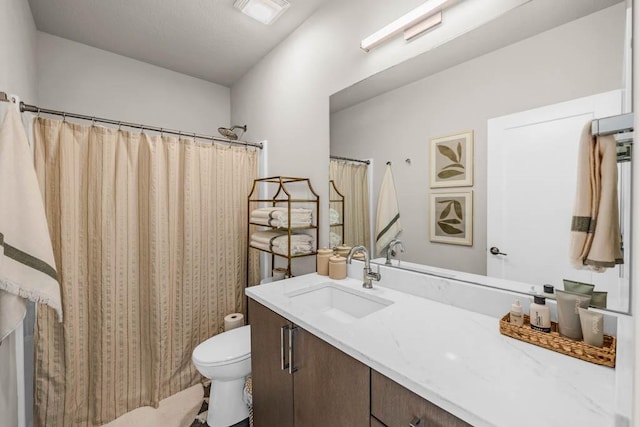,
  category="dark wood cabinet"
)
[249,299,370,427]
[249,299,294,427]
[250,299,471,427]
[293,328,370,426]
[371,370,471,427]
